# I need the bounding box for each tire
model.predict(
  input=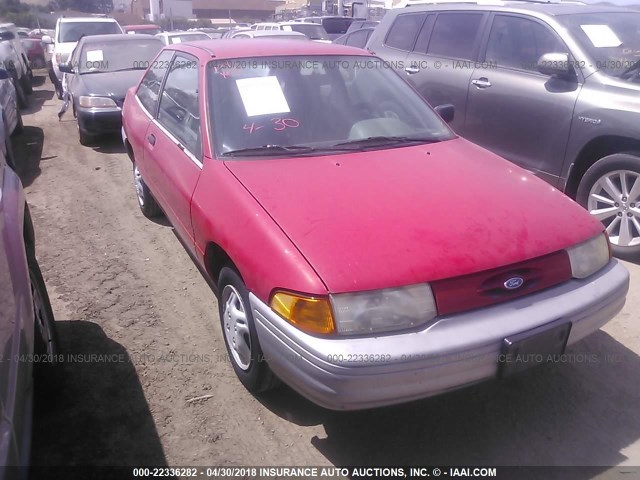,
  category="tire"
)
[13,109,24,135]
[576,153,640,259]
[13,76,28,109]
[78,128,95,146]
[133,163,162,218]
[218,267,280,393]
[5,136,16,170]
[21,73,33,95]
[28,253,60,376]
